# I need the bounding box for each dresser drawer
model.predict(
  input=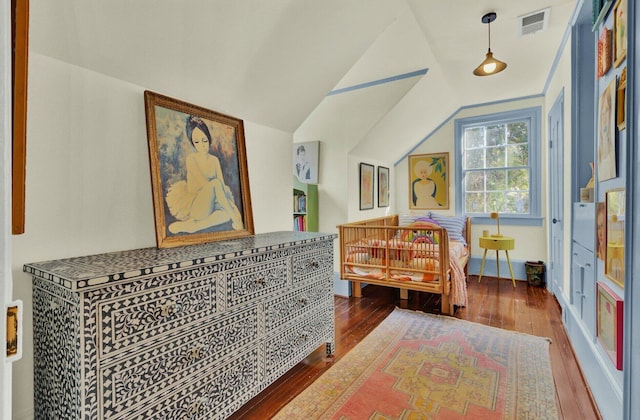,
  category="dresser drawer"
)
[127,348,260,420]
[264,307,333,382]
[264,279,331,331]
[573,202,595,250]
[100,306,258,418]
[222,253,289,308]
[97,272,218,357]
[292,242,334,285]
